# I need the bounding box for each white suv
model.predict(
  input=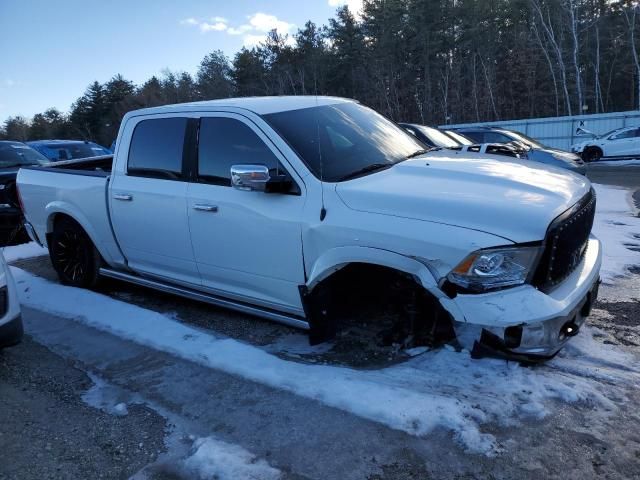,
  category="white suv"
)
[572,126,640,161]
